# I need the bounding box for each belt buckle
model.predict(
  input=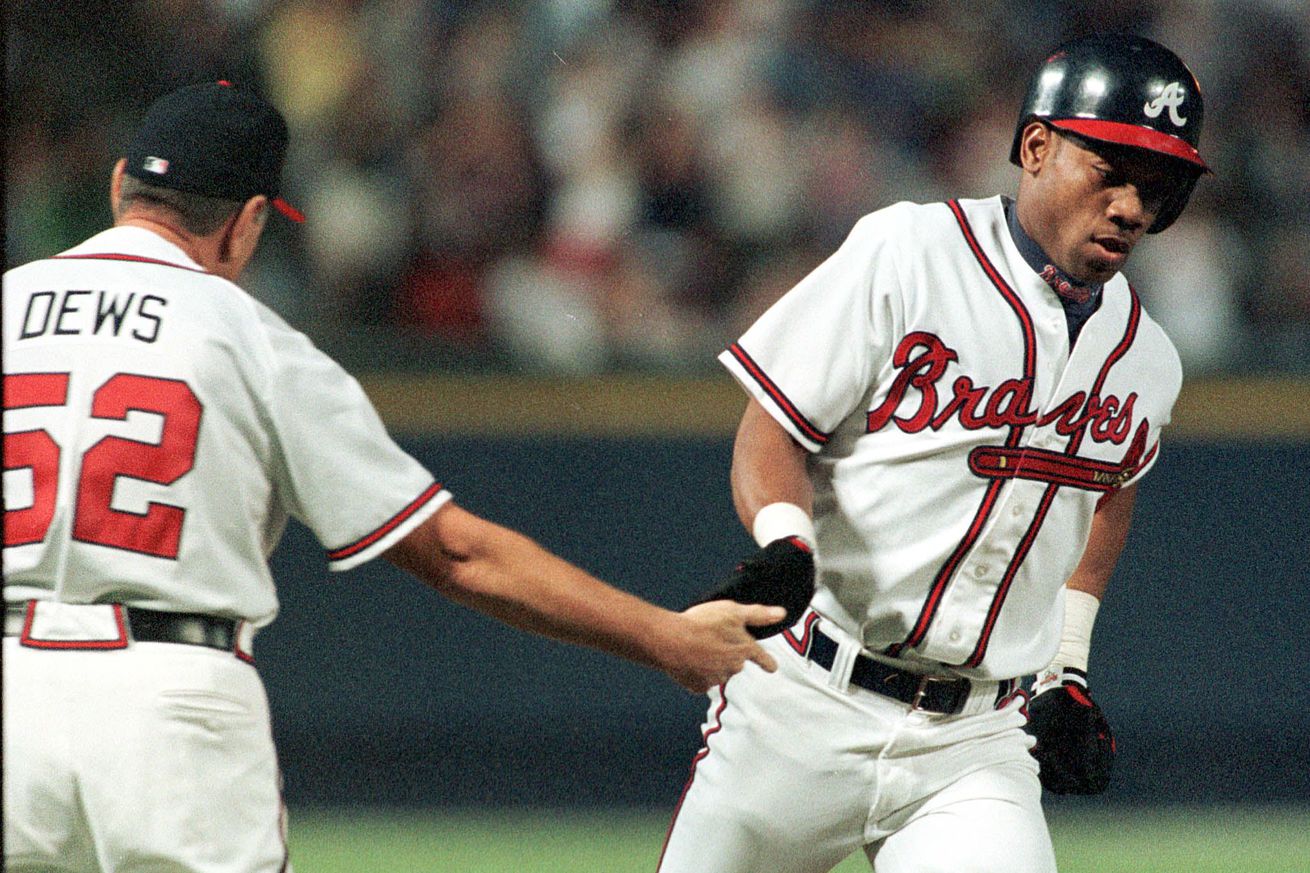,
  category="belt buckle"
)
[909,674,934,711]
[910,674,966,713]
